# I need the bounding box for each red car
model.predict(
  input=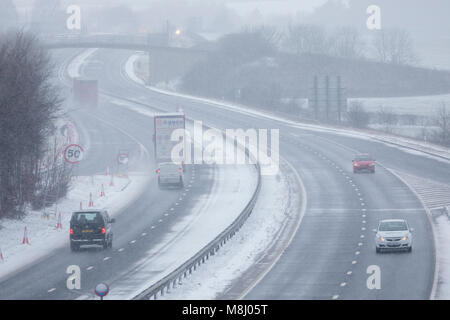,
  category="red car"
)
[353,154,375,173]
